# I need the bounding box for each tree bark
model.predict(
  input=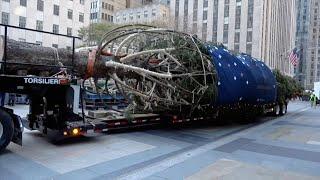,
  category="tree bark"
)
[0,37,107,78]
